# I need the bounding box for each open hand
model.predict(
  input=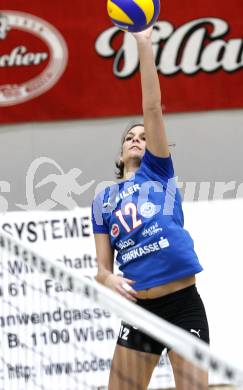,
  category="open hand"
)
[104,274,138,302]
[132,26,153,41]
